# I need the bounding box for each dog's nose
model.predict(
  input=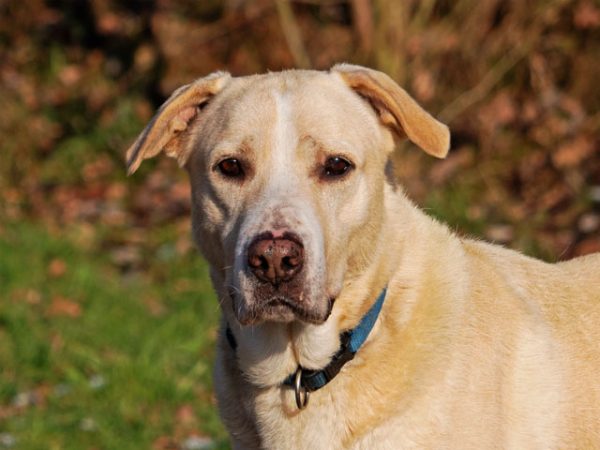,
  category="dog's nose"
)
[247,237,304,286]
